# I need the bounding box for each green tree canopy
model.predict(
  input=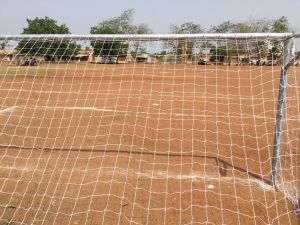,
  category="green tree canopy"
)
[209,17,292,33]
[90,9,152,57]
[272,16,291,33]
[208,17,293,58]
[17,17,80,60]
[168,22,203,57]
[0,41,7,50]
[170,22,203,34]
[209,21,235,33]
[22,17,70,34]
